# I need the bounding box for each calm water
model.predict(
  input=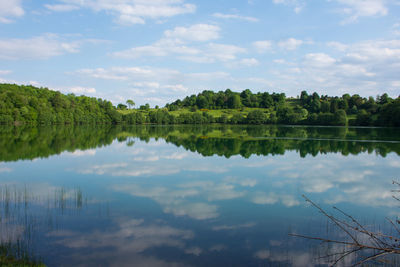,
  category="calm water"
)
[0,125,400,266]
